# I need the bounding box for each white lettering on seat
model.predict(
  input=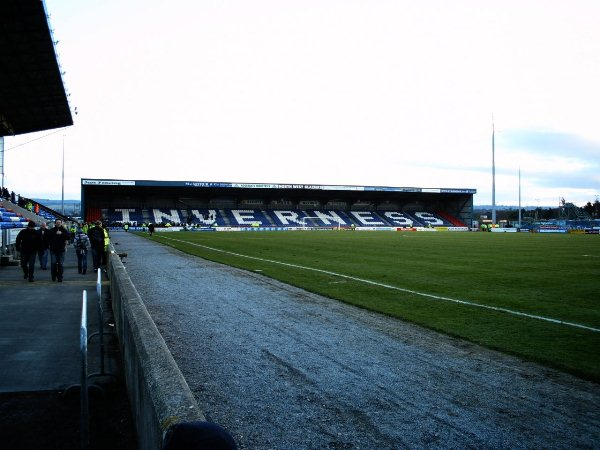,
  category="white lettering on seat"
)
[313,210,346,226]
[414,212,444,226]
[232,210,261,225]
[350,211,384,226]
[273,211,302,225]
[115,208,136,223]
[152,209,182,224]
[190,209,218,225]
[383,212,413,227]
